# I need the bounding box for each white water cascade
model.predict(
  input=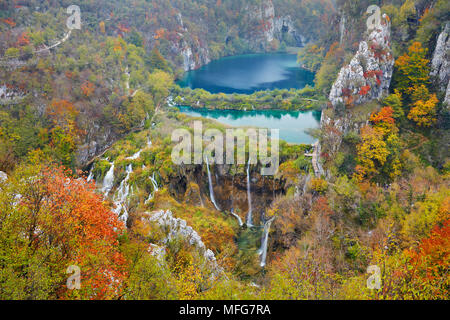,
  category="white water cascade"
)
[101,162,115,196]
[113,164,133,222]
[259,217,275,268]
[87,165,94,182]
[127,149,142,160]
[246,159,253,227]
[205,156,220,211]
[145,172,160,203]
[230,209,243,227]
